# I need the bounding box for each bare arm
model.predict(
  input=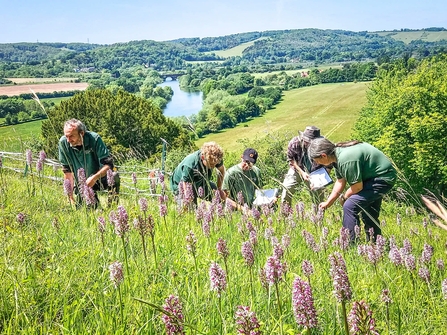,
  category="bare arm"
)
[216,165,225,189]
[292,160,310,181]
[345,181,363,198]
[319,178,347,210]
[86,164,111,188]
